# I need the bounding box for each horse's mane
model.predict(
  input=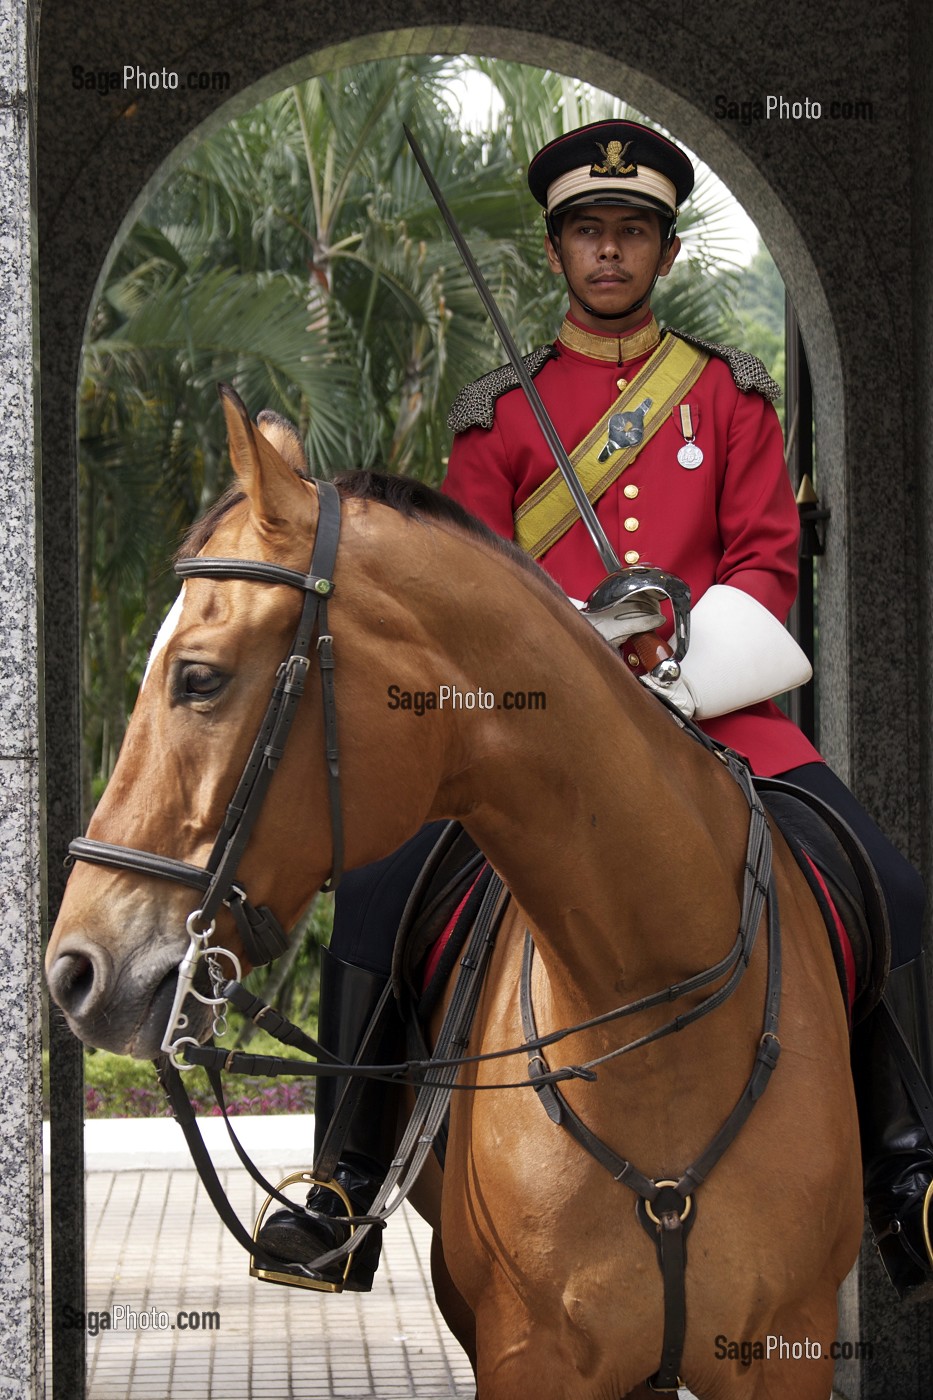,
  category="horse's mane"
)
[177,484,246,559]
[176,470,569,608]
[335,470,569,602]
